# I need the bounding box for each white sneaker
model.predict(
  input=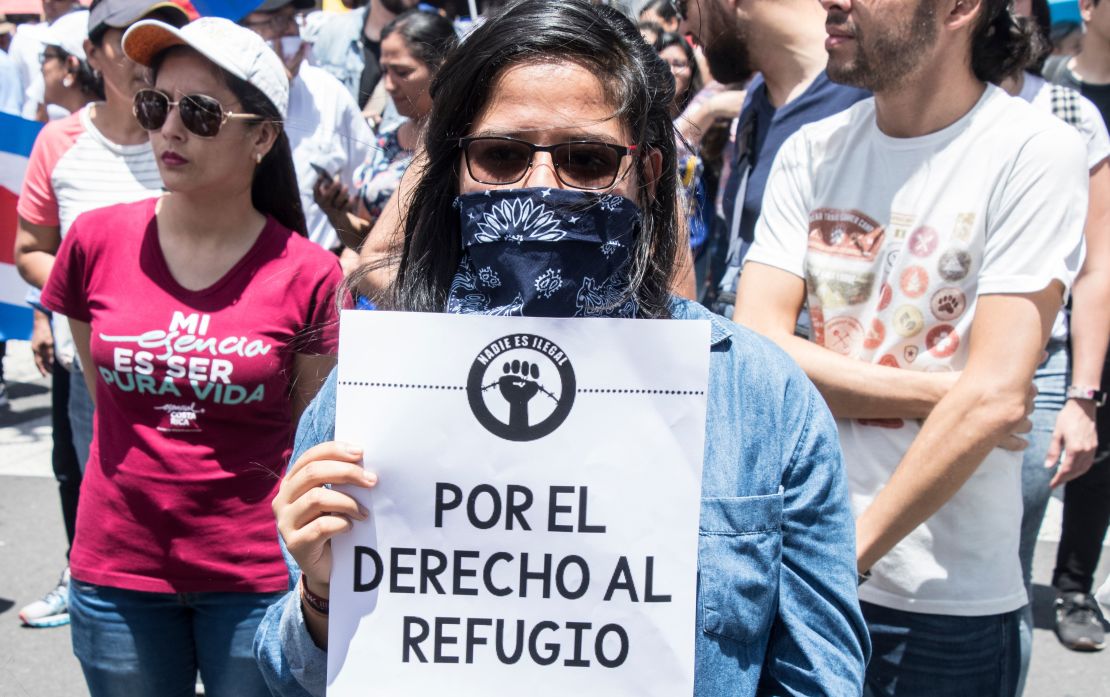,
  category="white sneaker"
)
[18,567,70,628]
